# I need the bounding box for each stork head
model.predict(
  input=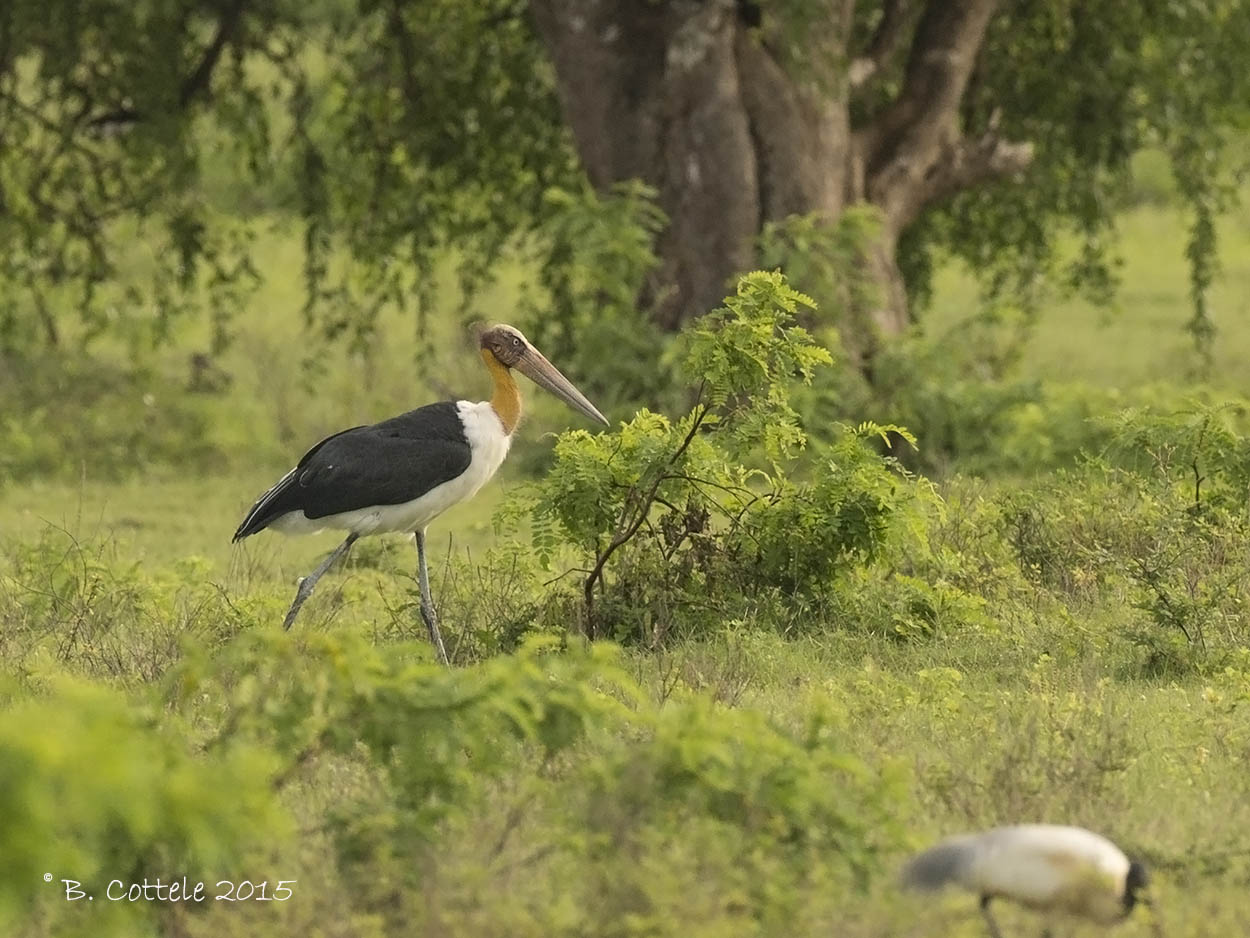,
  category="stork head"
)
[479,324,609,426]
[1123,859,1150,914]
